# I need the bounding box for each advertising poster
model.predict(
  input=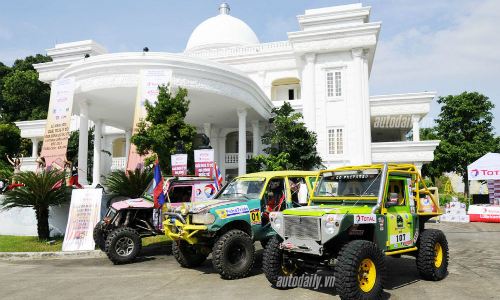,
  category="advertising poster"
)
[39,77,75,172]
[488,180,500,204]
[127,69,172,170]
[62,189,103,251]
[194,149,214,177]
[171,154,188,176]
